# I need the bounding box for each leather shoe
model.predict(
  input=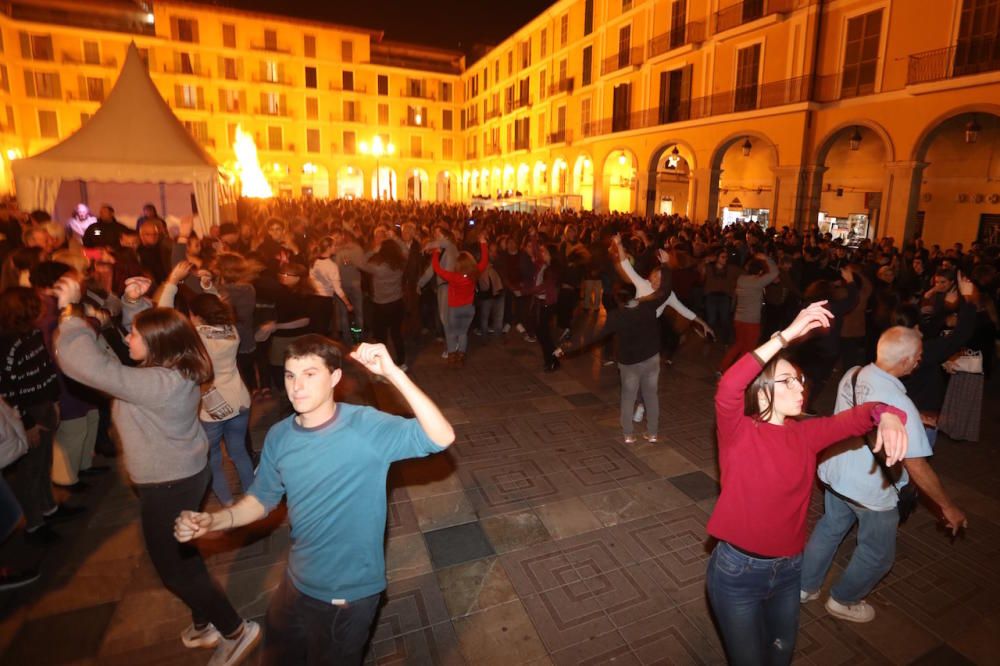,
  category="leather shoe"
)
[43,505,87,524]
